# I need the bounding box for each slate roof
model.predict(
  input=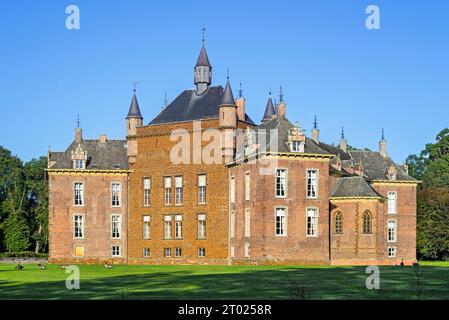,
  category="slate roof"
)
[251,117,330,154]
[49,139,128,170]
[127,94,143,118]
[221,80,236,106]
[330,176,383,198]
[261,97,275,122]
[314,141,352,160]
[195,45,211,67]
[350,150,416,181]
[149,86,254,125]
